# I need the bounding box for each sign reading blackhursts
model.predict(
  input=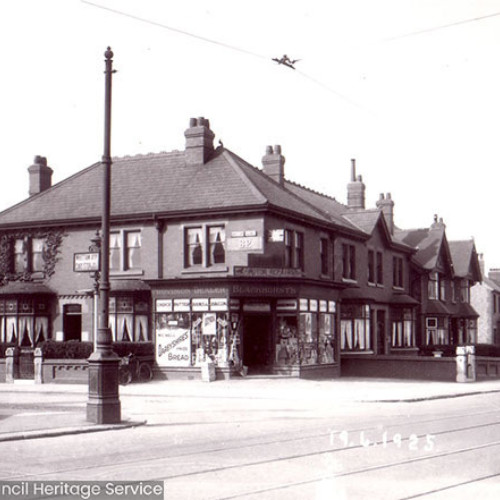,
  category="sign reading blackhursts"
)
[0,481,164,500]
